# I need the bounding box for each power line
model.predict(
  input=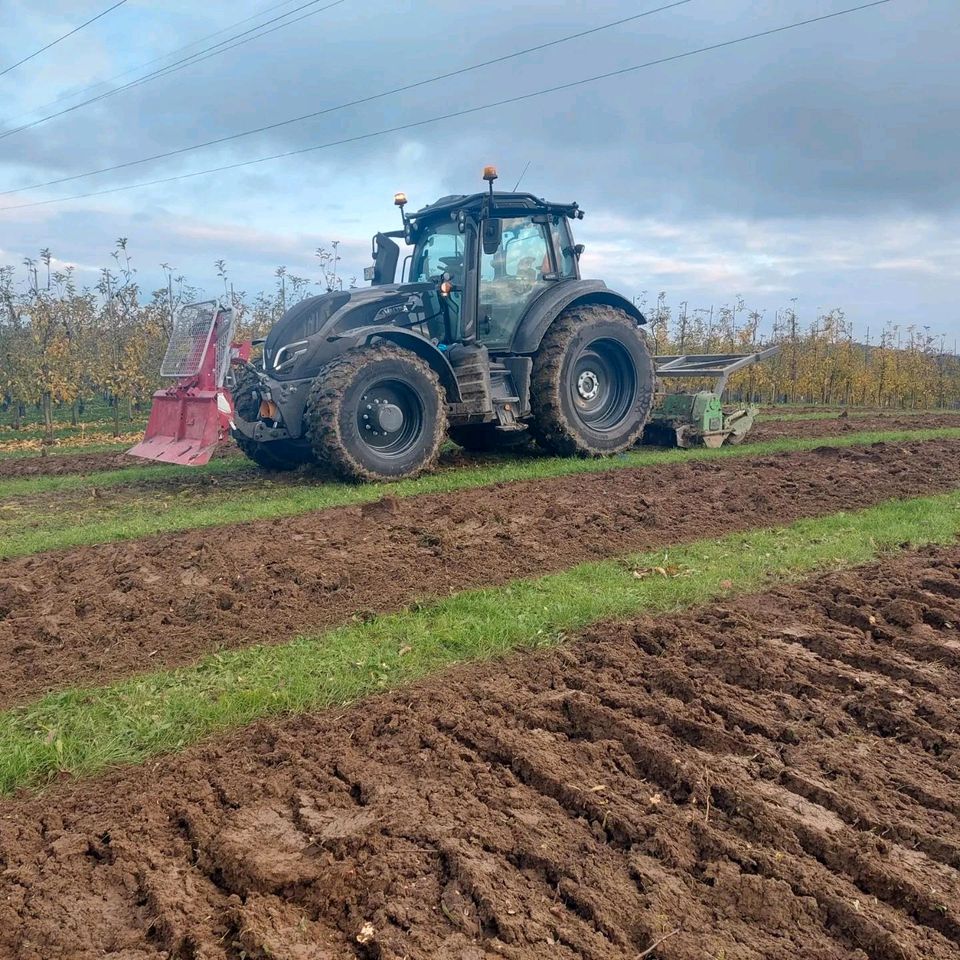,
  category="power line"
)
[0,0,894,214]
[0,0,695,197]
[0,1,129,79]
[2,0,310,126]
[0,0,348,141]
[116,0,349,92]
[0,0,345,140]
